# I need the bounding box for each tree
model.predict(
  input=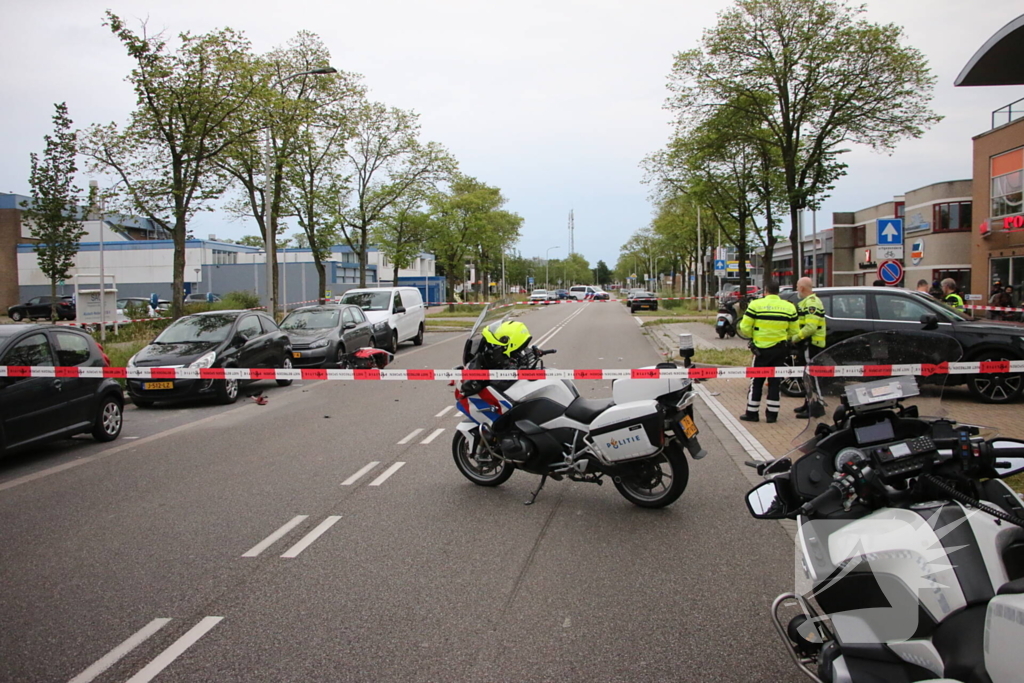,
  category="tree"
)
[337,102,456,286]
[371,192,432,283]
[669,0,940,284]
[595,260,611,286]
[21,103,87,321]
[81,12,261,317]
